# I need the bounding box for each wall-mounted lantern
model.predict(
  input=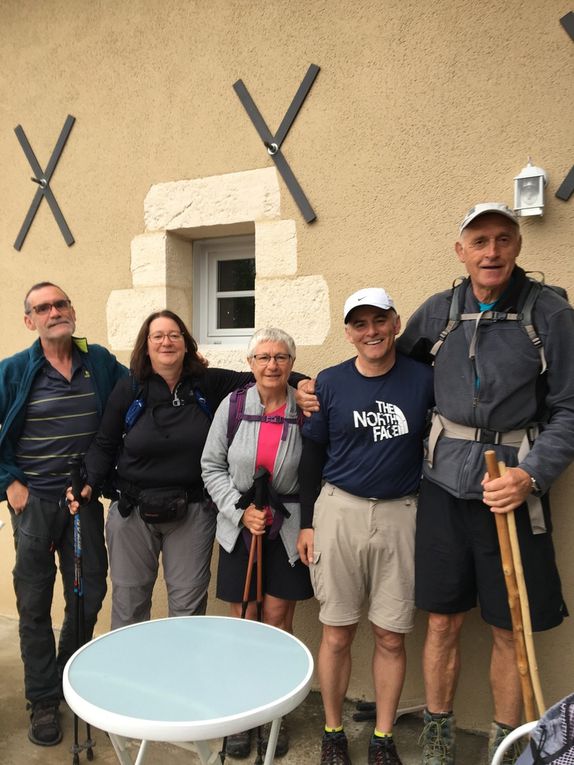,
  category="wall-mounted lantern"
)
[514,158,548,217]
